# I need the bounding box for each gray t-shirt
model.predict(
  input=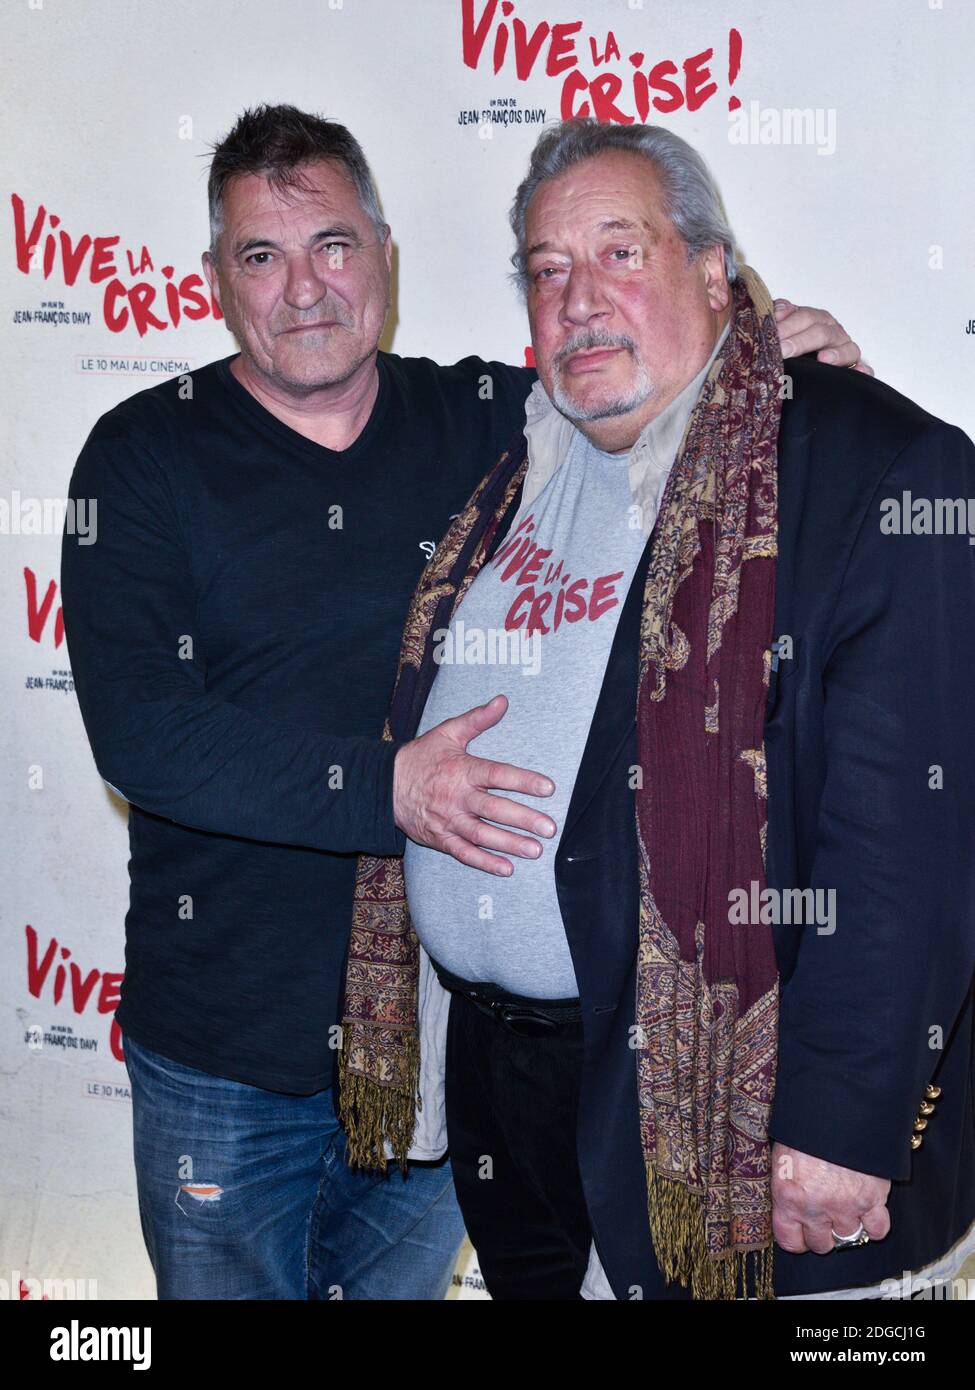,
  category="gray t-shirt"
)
[403,427,646,997]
